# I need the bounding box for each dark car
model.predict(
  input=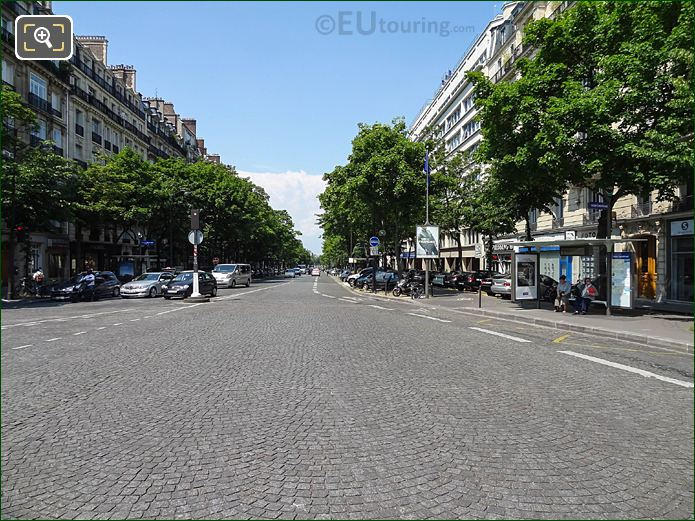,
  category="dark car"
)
[51,271,121,302]
[450,271,472,290]
[339,269,352,282]
[460,270,500,292]
[162,271,217,299]
[480,271,505,295]
[364,270,399,291]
